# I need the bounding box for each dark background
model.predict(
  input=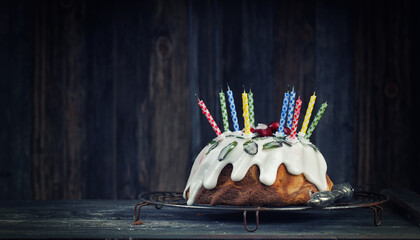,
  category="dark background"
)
[1,0,419,200]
